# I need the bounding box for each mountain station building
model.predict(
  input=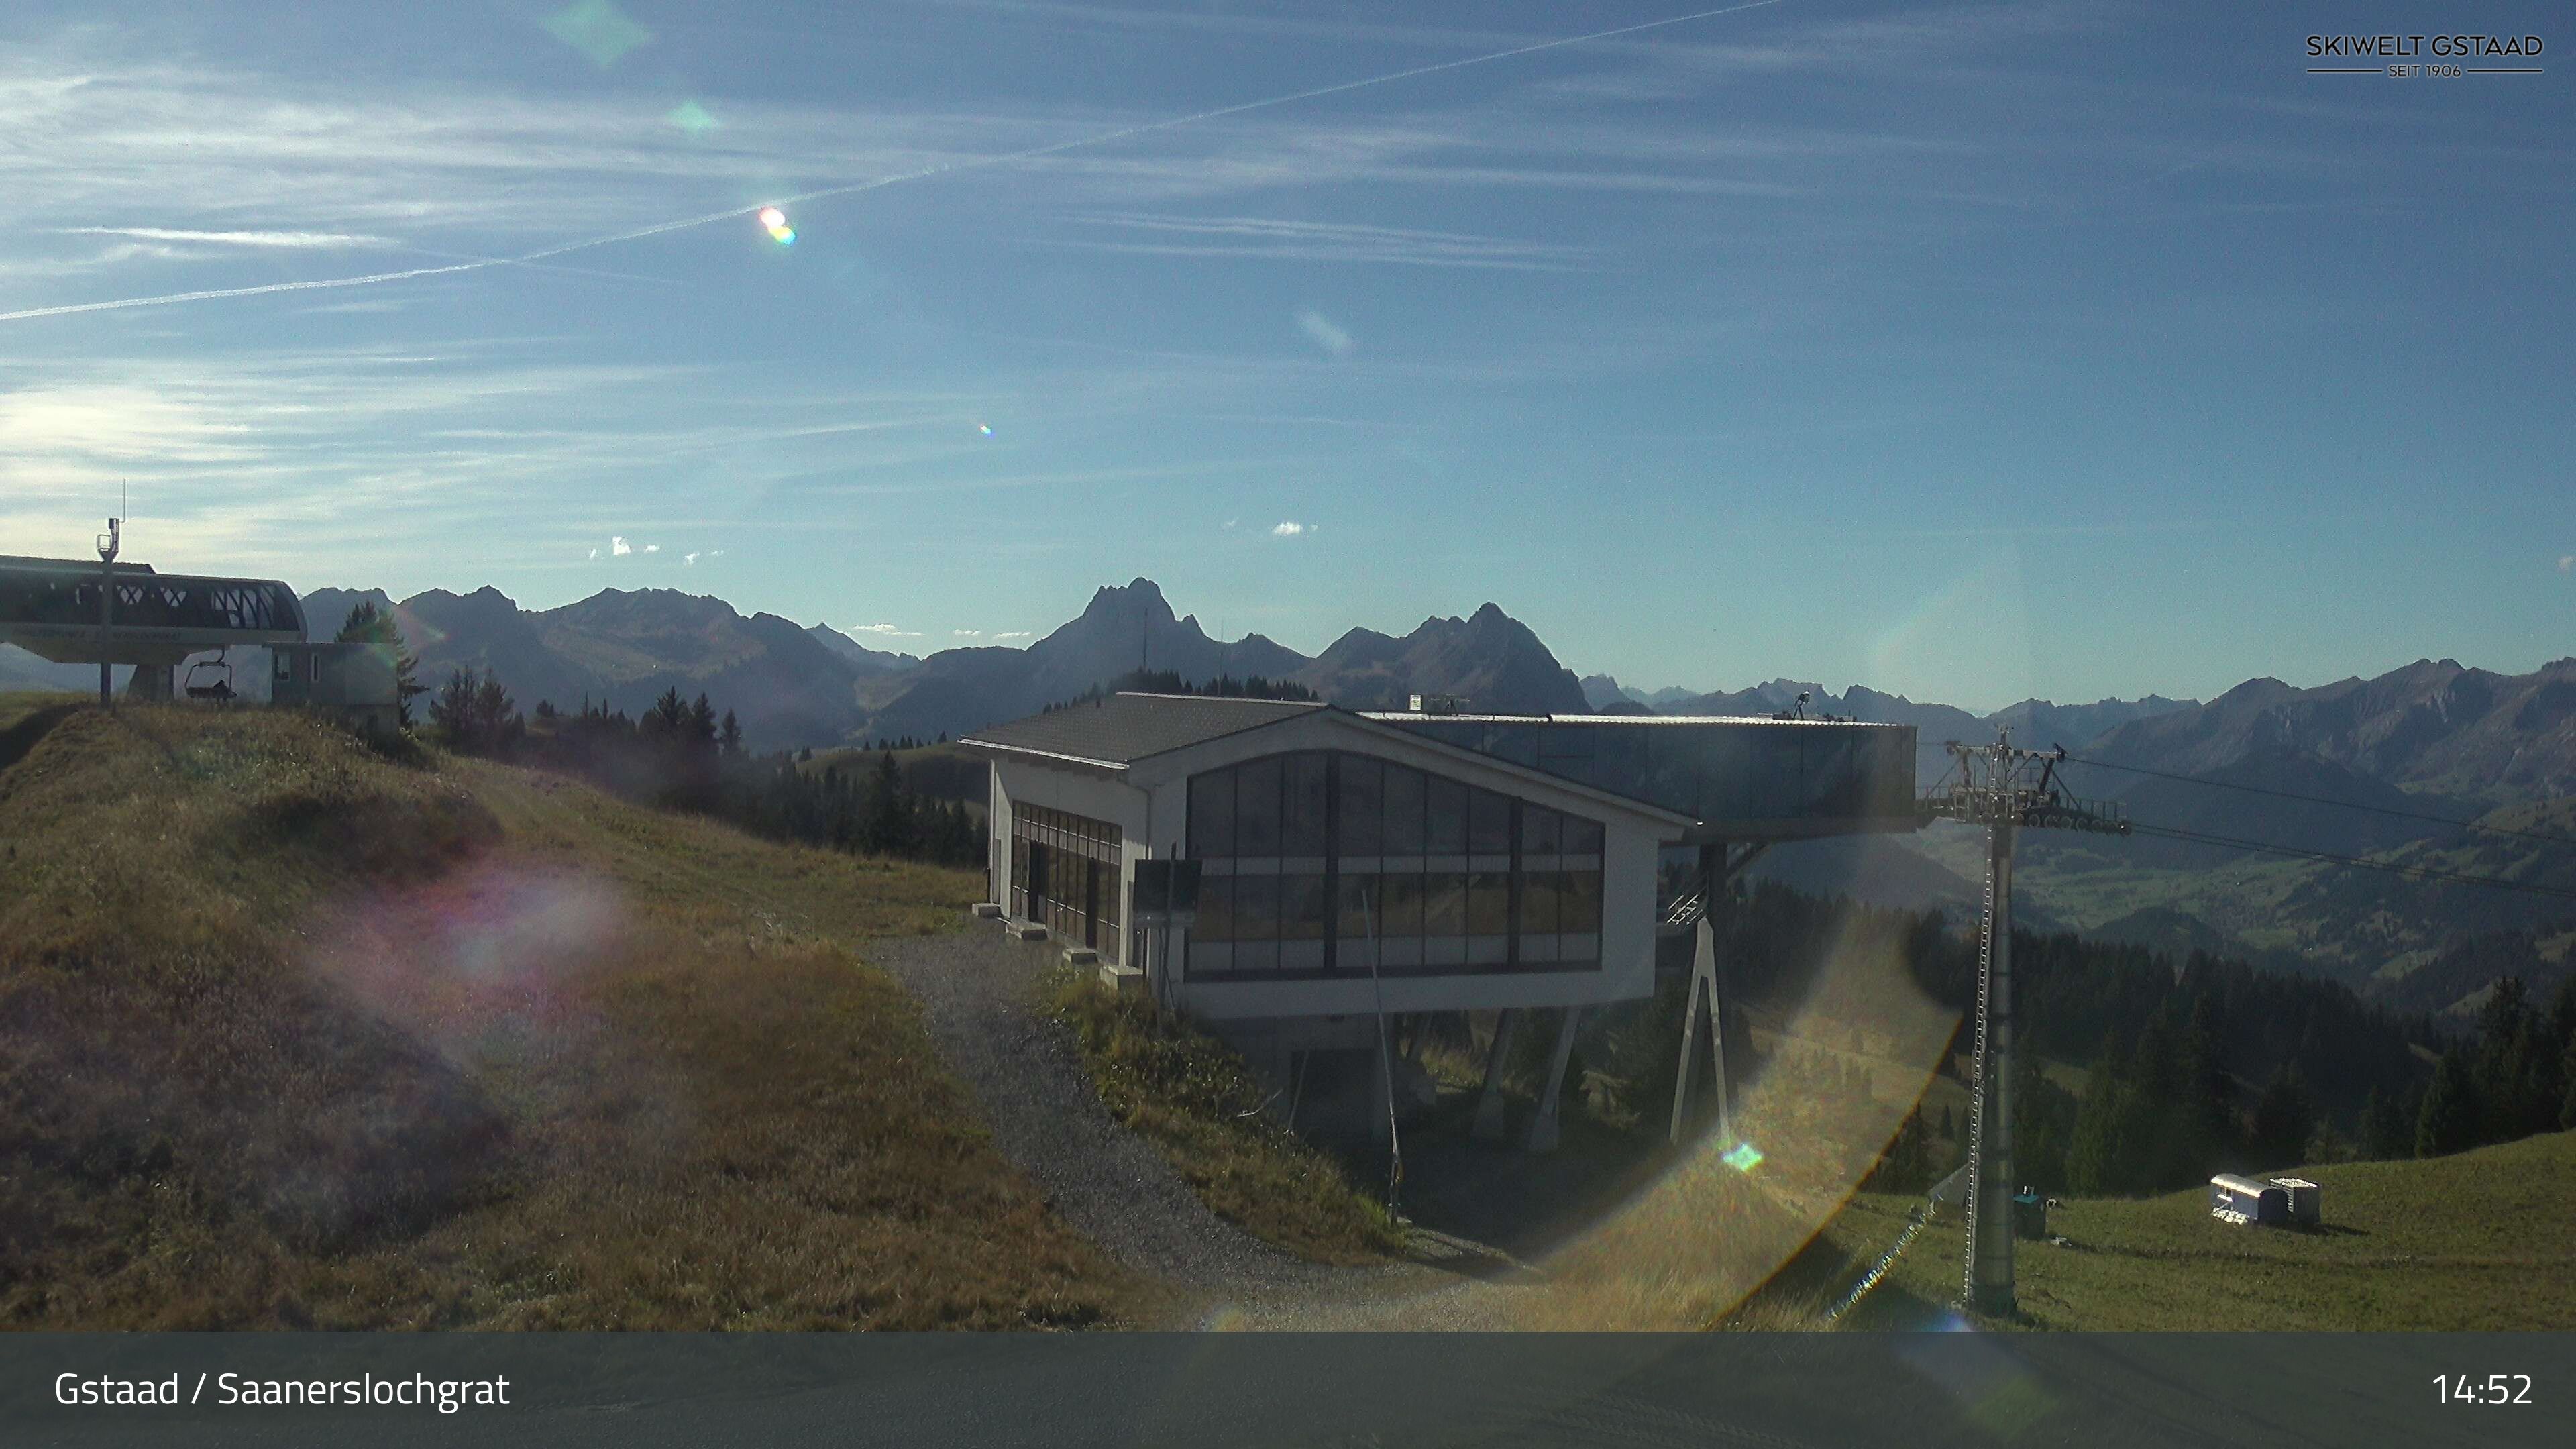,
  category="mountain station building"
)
[961,692,1919,1148]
